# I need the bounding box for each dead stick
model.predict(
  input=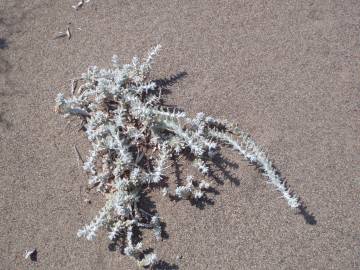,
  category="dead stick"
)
[74,145,84,164]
